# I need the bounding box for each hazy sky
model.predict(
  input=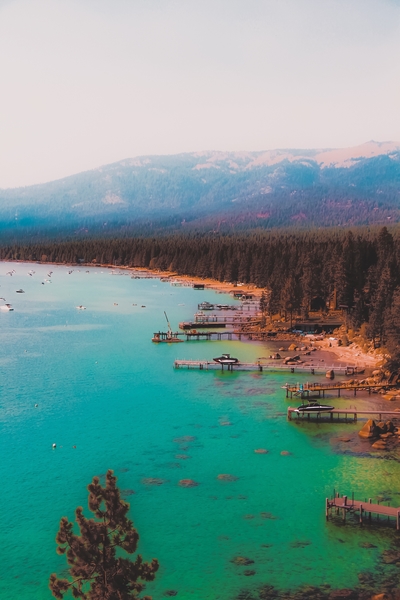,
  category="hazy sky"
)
[0,0,399,188]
